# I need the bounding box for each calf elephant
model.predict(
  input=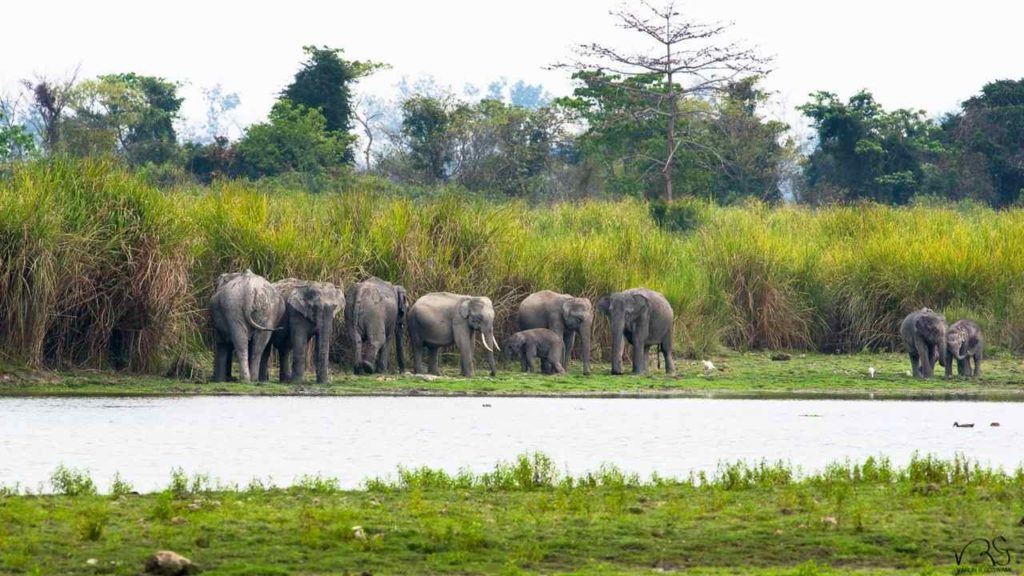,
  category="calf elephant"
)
[262,279,345,384]
[408,292,499,377]
[900,307,947,378]
[345,277,408,374]
[597,288,674,375]
[517,290,593,375]
[945,319,983,378]
[209,270,285,383]
[505,328,565,374]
